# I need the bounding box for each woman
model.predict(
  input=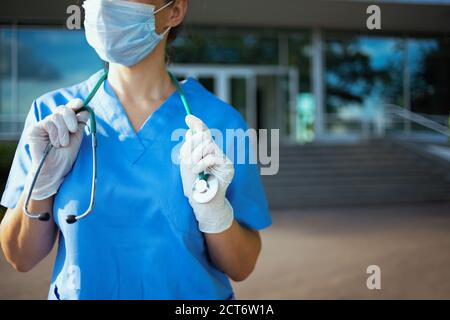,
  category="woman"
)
[0,0,271,300]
